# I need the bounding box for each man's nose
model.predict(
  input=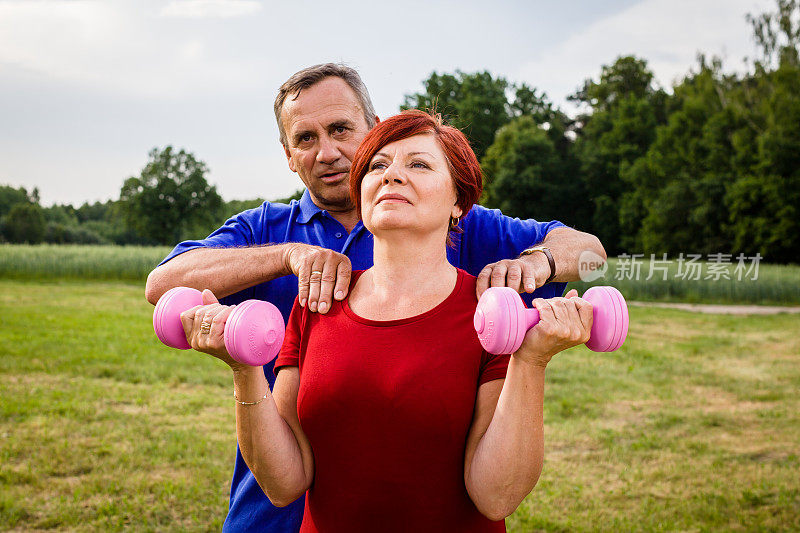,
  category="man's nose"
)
[316,136,341,165]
